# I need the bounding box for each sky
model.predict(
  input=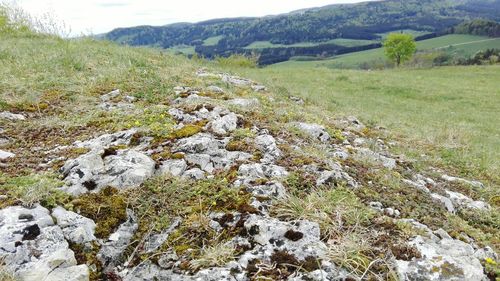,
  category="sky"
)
[11,0,373,36]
